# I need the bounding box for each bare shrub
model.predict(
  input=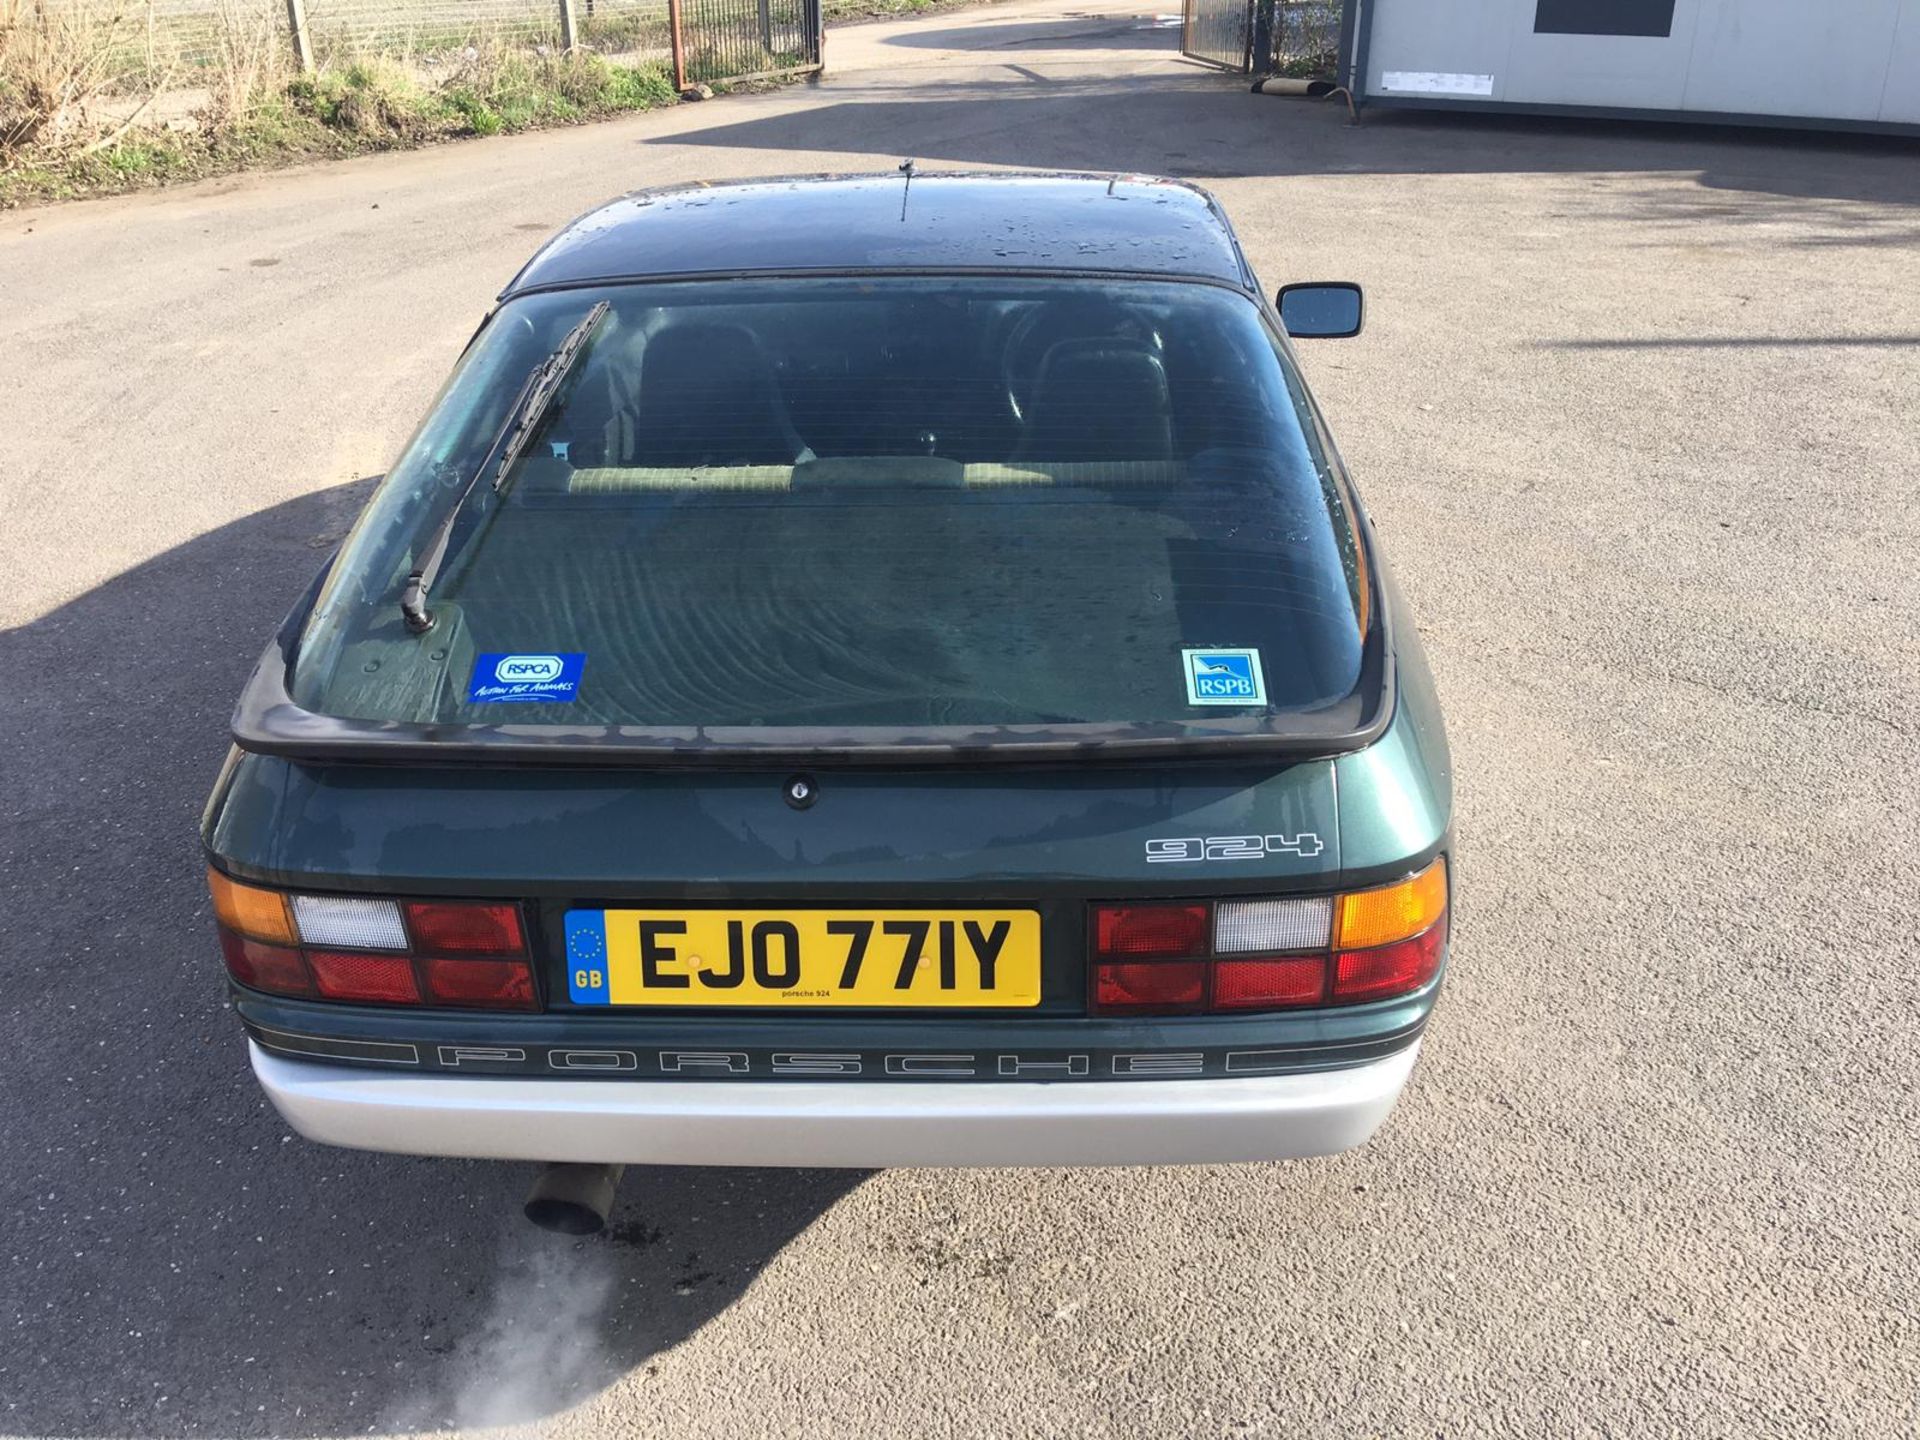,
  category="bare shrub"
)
[0,0,139,151]
[205,0,282,122]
